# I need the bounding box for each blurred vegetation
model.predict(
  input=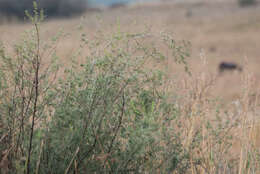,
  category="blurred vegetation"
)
[0,0,88,19]
[238,0,256,6]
